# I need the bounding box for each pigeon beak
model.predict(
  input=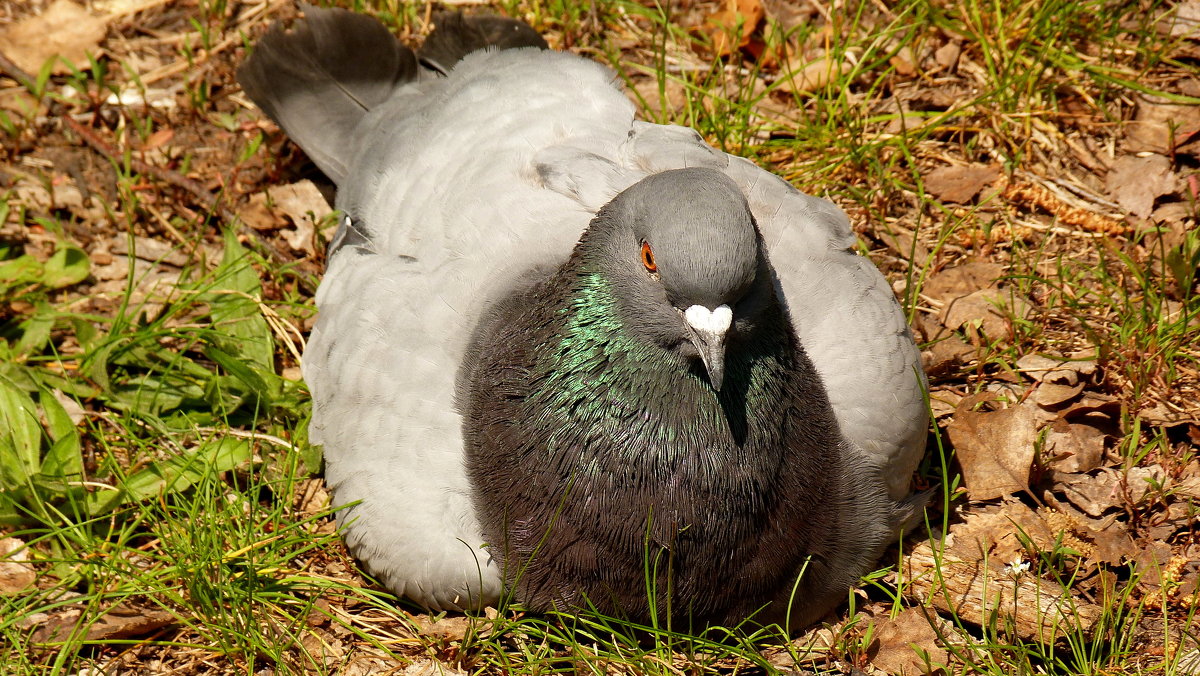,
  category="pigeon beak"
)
[684,304,732,391]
